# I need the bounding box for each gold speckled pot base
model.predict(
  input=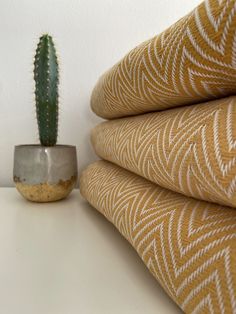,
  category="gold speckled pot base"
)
[15,176,77,202]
